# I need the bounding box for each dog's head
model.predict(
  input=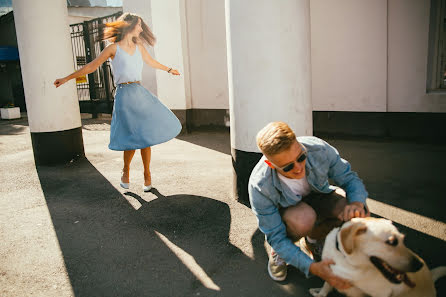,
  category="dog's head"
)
[338,217,423,288]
